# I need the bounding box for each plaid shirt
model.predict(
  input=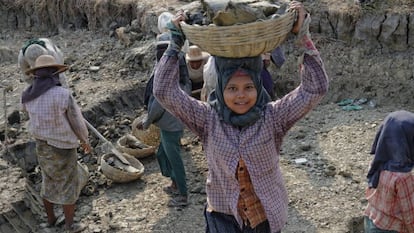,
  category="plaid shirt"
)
[237,159,267,228]
[22,86,89,149]
[154,37,328,232]
[365,170,414,233]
